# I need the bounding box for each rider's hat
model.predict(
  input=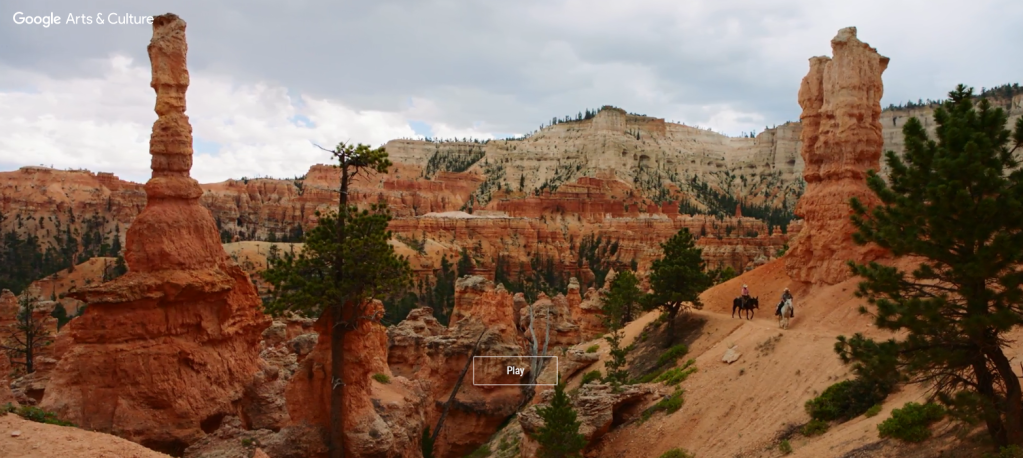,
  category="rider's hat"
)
[784,287,789,291]
[742,284,747,287]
